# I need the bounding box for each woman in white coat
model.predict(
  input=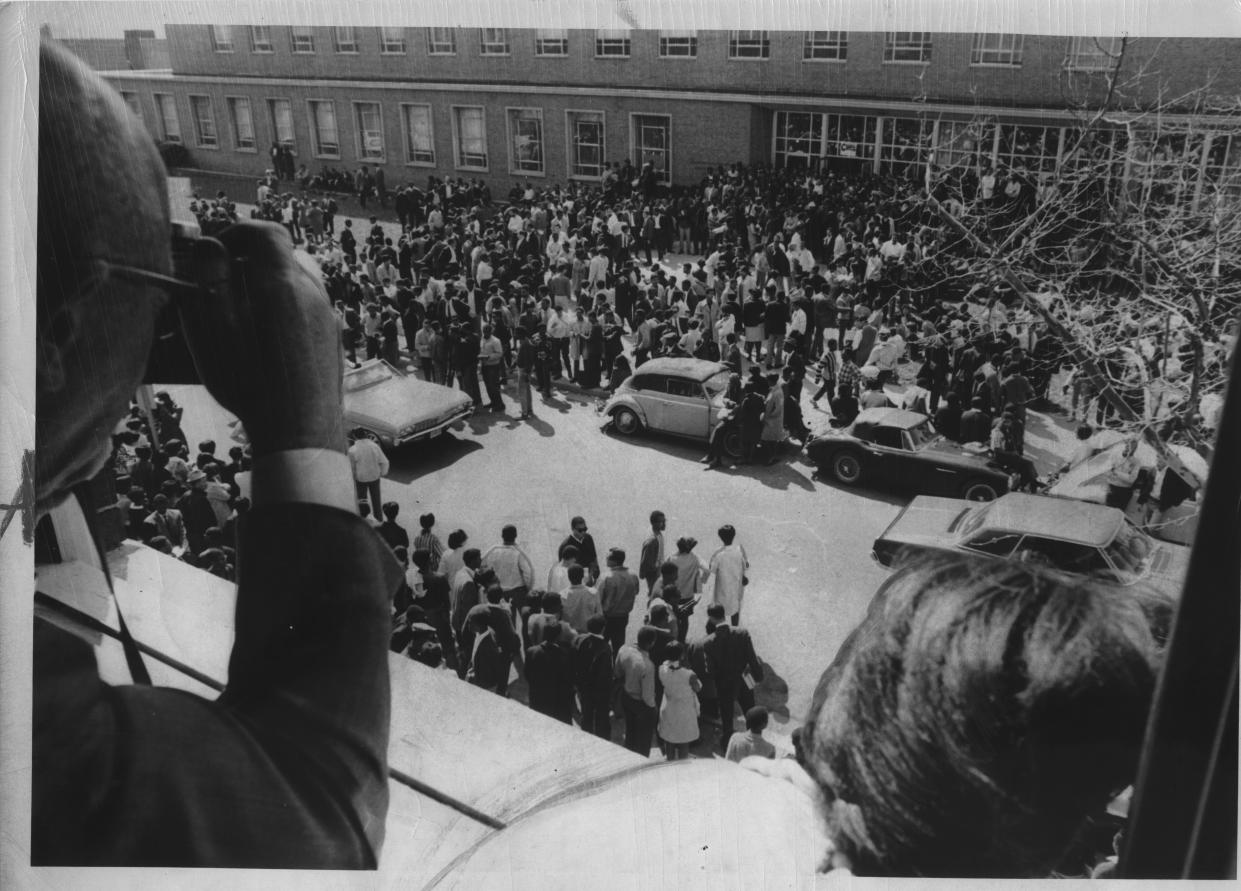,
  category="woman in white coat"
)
[657,641,702,761]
